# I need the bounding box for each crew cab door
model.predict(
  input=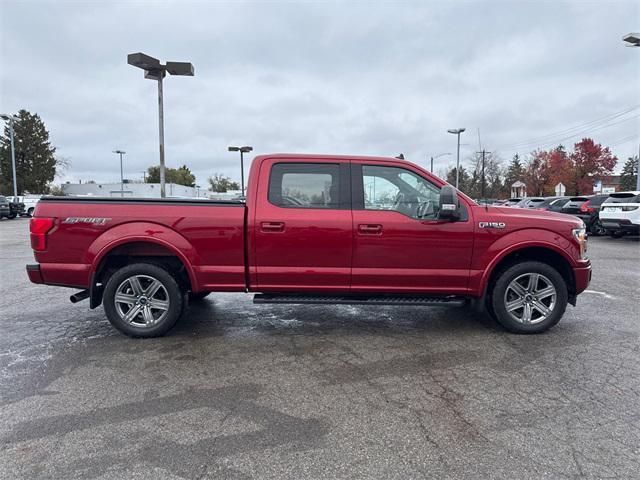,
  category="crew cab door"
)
[351,161,473,294]
[252,158,352,291]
